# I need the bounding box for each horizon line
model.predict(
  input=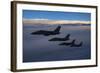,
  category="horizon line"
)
[23,18,91,25]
